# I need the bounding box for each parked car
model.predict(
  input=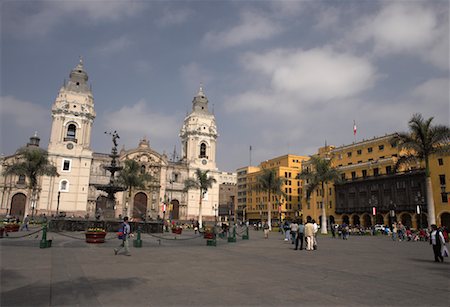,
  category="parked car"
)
[374,224,385,231]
